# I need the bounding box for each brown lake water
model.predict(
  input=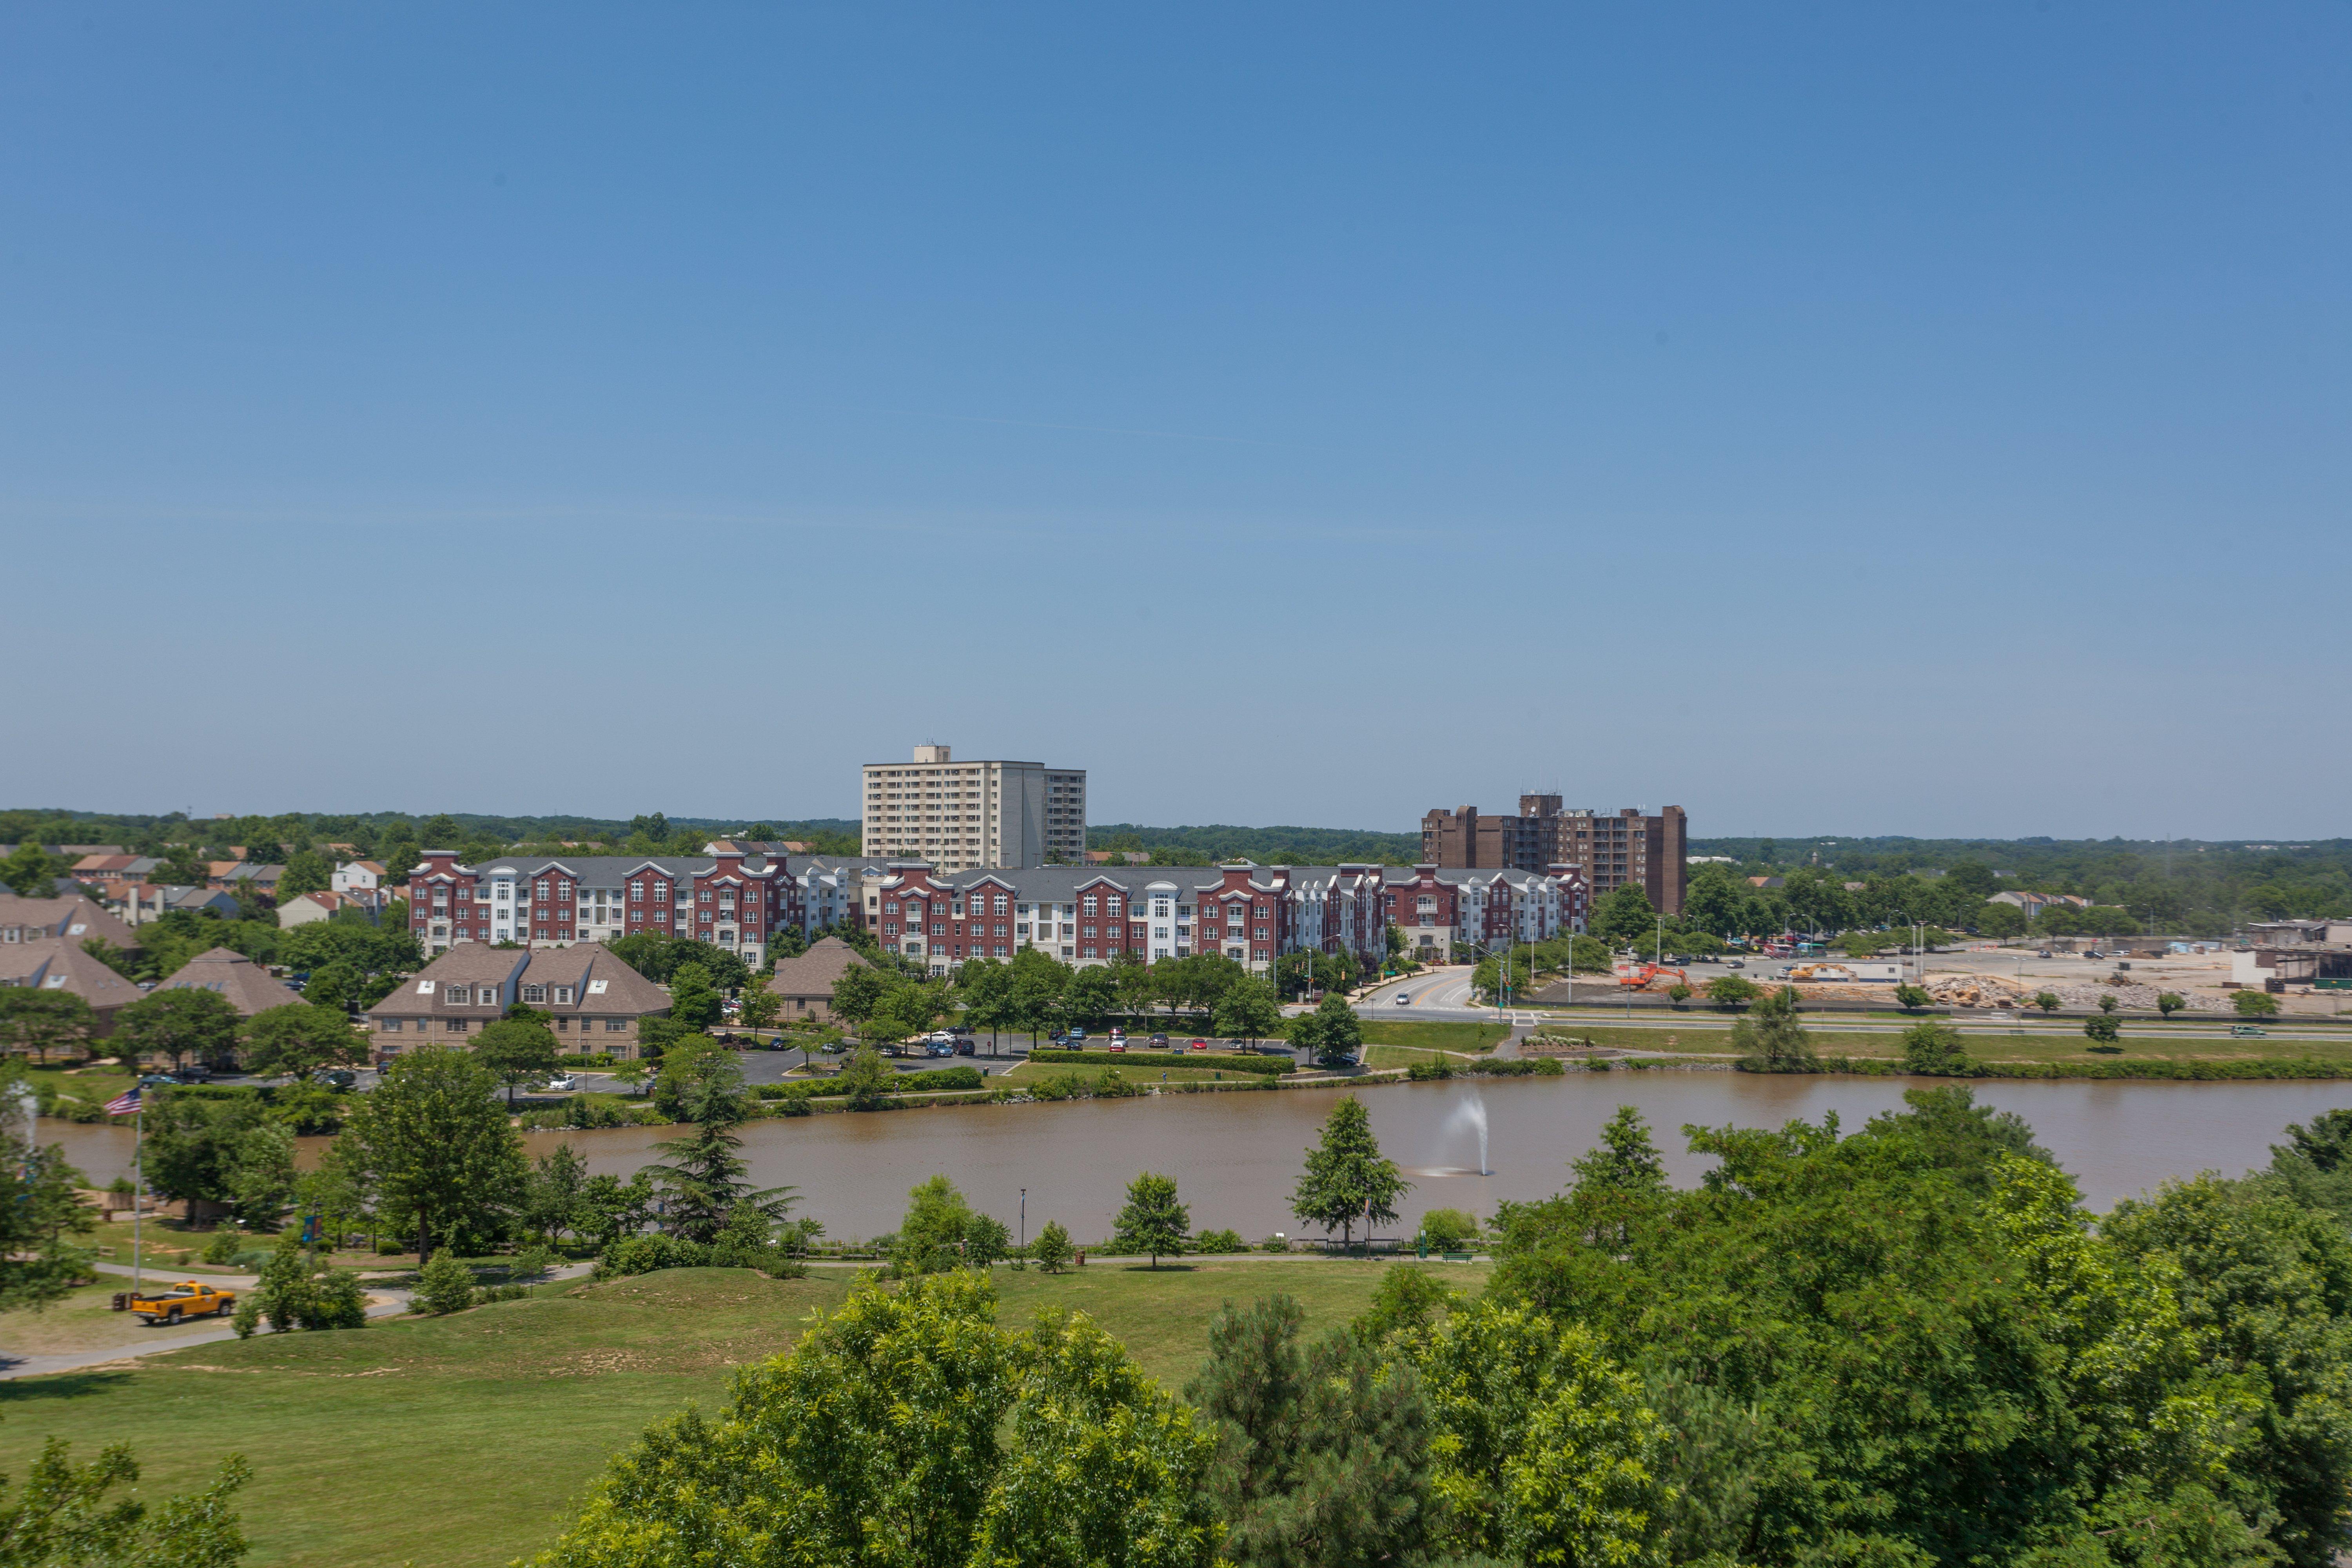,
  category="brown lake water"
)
[49,1075,2352,1245]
